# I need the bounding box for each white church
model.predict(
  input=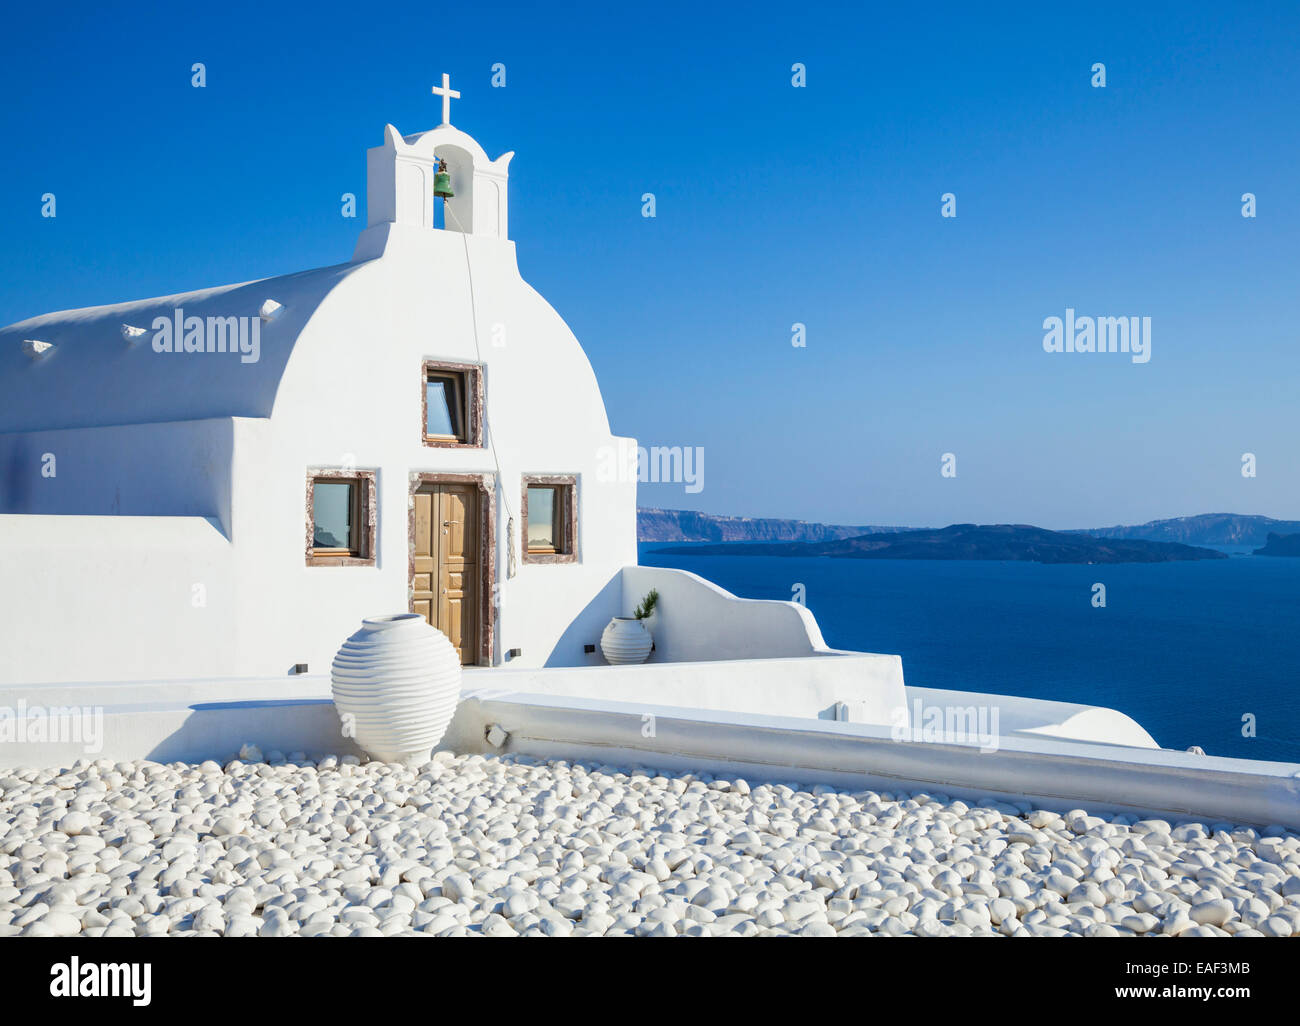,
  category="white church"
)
[0,79,653,681]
